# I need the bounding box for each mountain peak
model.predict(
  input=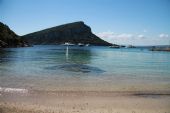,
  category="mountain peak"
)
[70,21,85,24]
